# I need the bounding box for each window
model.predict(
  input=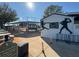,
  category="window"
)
[74,17,79,24]
[74,24,79,29]
[49,22,59,29]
